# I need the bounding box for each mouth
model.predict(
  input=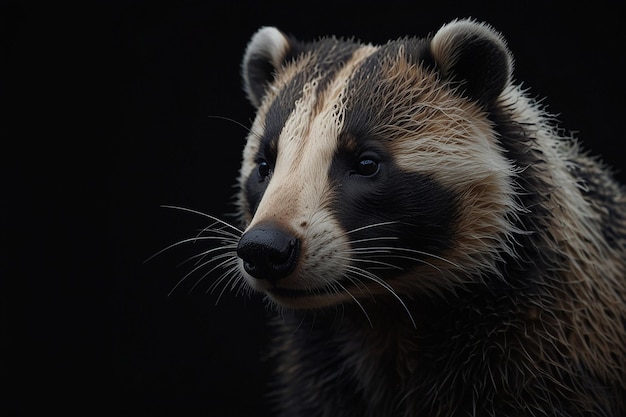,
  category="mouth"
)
[264,278,362,307]
[268,286,326,298]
